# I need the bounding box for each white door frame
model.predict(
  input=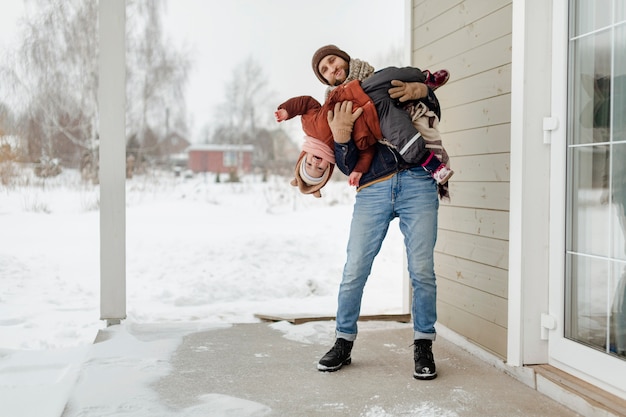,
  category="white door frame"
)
[508,0,554,367]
